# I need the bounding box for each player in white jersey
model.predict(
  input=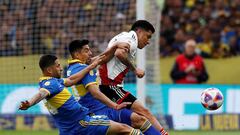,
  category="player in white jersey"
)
[99,20,168,135]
